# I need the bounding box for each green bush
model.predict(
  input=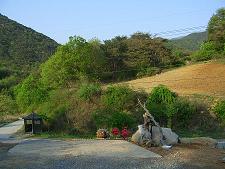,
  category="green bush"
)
[15,74,49,112]
[173,98,196,128]
[37,89,70,131]
[213,100,225,120]
[191,41,217,61]
[102,85,135,111]
[77,83,101,101]
[146,85,177,127]
[92,109,135,130]
[109,111,135,130]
